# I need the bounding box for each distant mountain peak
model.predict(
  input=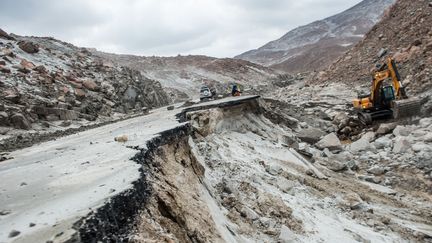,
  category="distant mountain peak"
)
[236,0,395,73]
